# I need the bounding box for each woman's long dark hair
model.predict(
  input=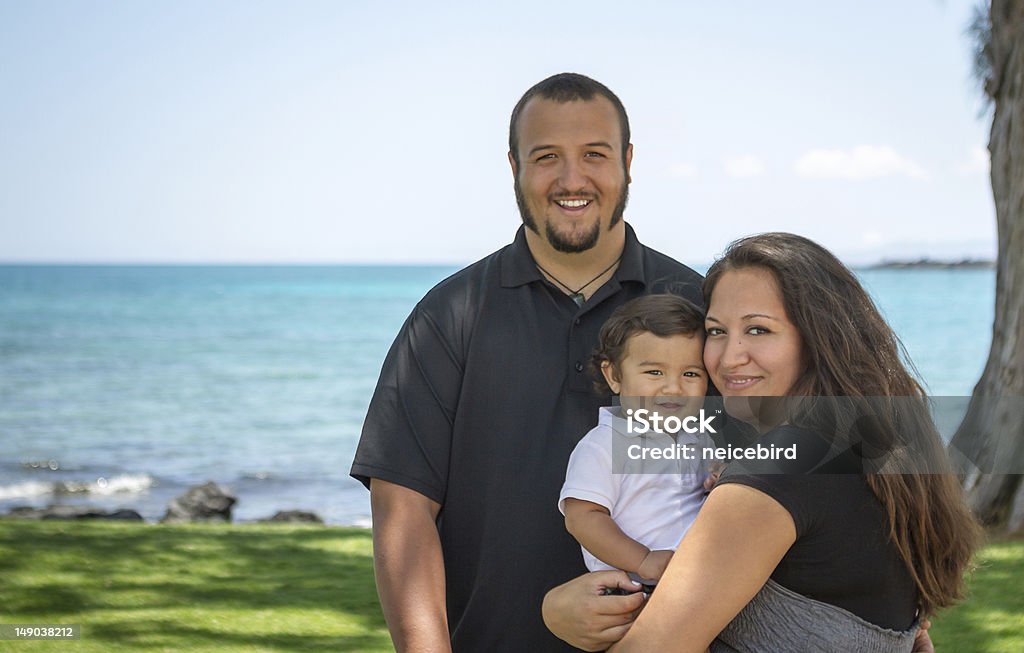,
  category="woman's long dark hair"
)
[703,232,981,617]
